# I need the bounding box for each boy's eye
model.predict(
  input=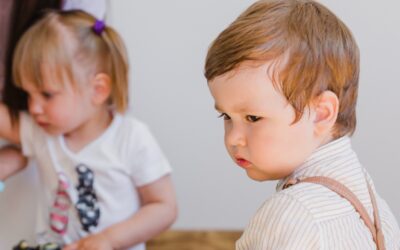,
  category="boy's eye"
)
[218,113,231,120]
[246,115,261,122]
